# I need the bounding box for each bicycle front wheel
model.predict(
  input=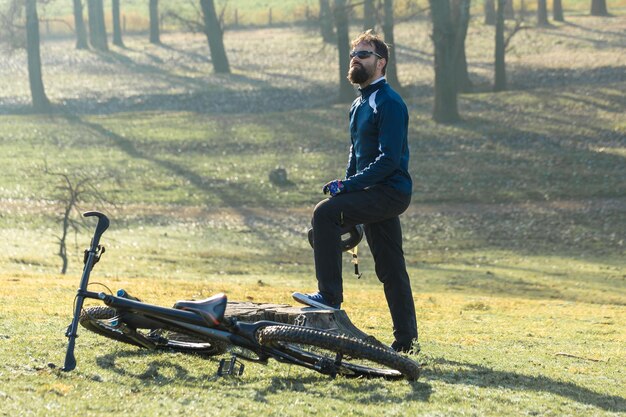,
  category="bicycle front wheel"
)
[79,306,227,355]
[257,325,420,381]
